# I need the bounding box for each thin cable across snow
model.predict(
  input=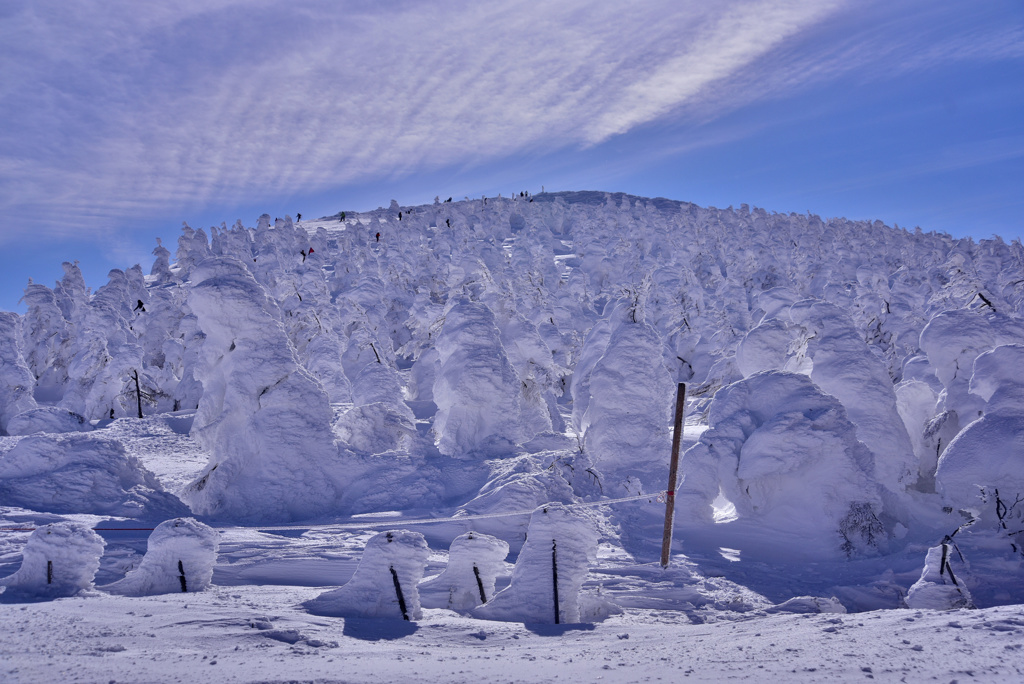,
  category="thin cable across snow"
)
[0,492,665,534]
[226,491,666,534]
